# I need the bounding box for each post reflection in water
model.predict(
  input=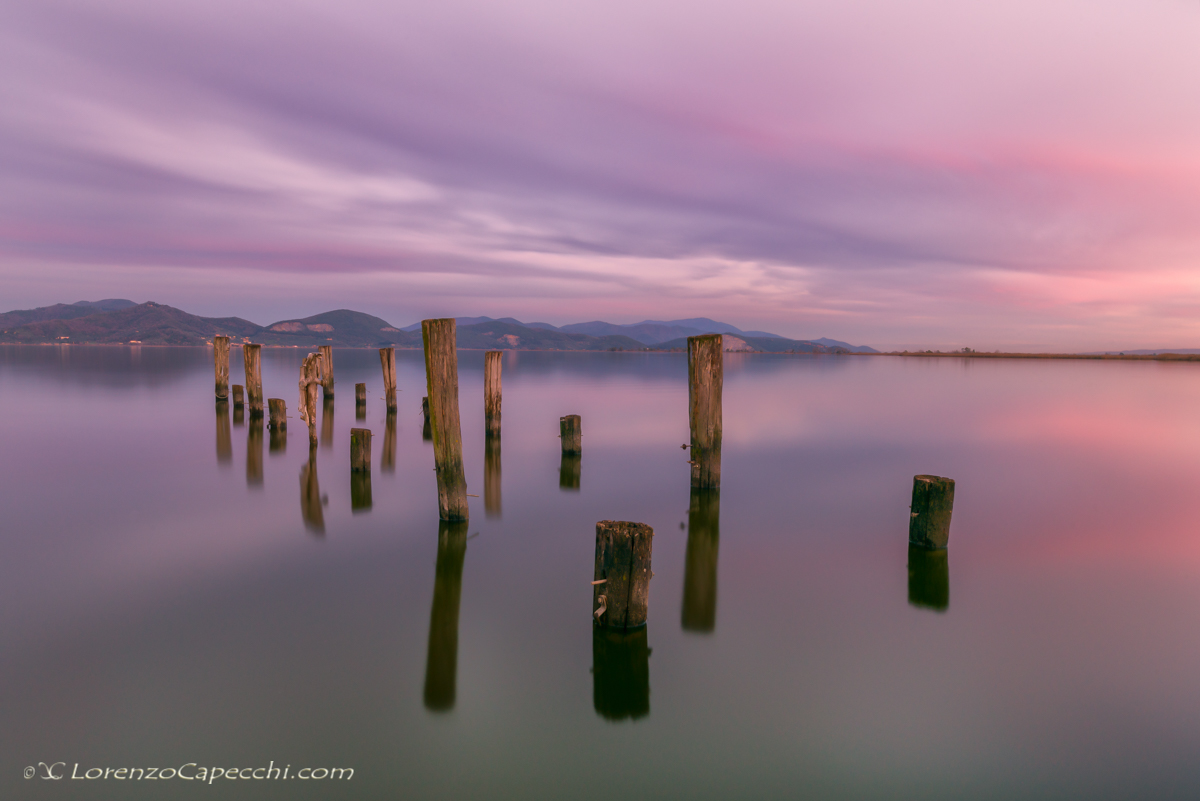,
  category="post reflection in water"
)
[484,435,501,517]
[559,453,581,491]
[592,626,650,721]
[246,416,264,488]
[233,403,244,426]
[907,545,949,611]
[682,488,720,633]
[299,446,325,535]
[321,397,334,450]
[423,520,468,712]
[215,400,232,466]
[382,412,396,473]
[350,472,372,513]
[269,423,287,454]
